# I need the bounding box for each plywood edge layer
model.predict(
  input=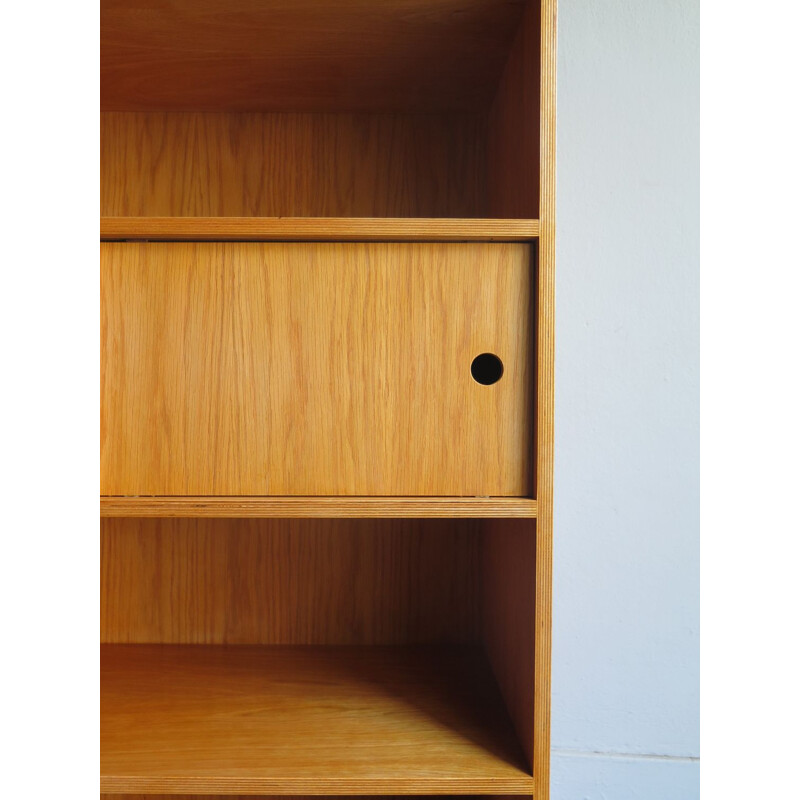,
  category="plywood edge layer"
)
[100,496,539,518]
[100,217,540,242]
[99,777,535,795]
